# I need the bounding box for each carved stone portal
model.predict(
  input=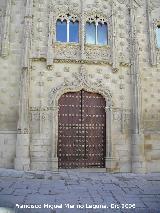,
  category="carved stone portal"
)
[49,65,116,171]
